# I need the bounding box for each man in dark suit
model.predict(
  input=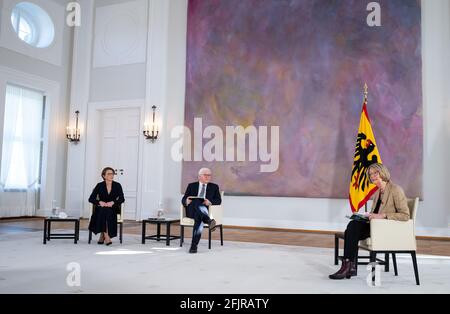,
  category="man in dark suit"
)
[182,168,222,253]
